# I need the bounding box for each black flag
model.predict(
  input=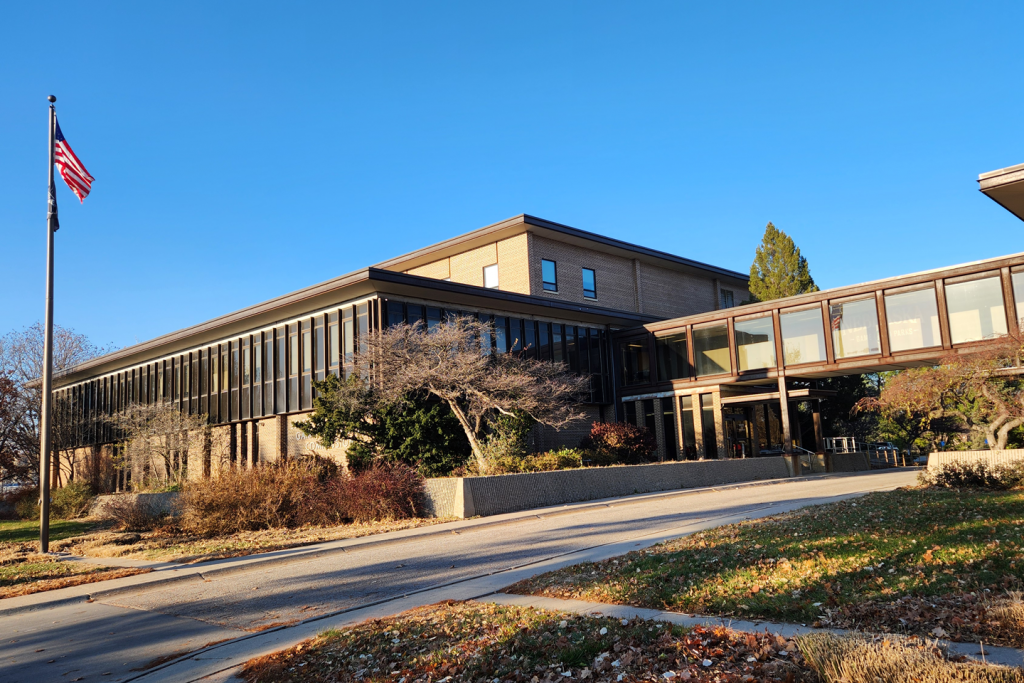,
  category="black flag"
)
[48,177,59,232]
